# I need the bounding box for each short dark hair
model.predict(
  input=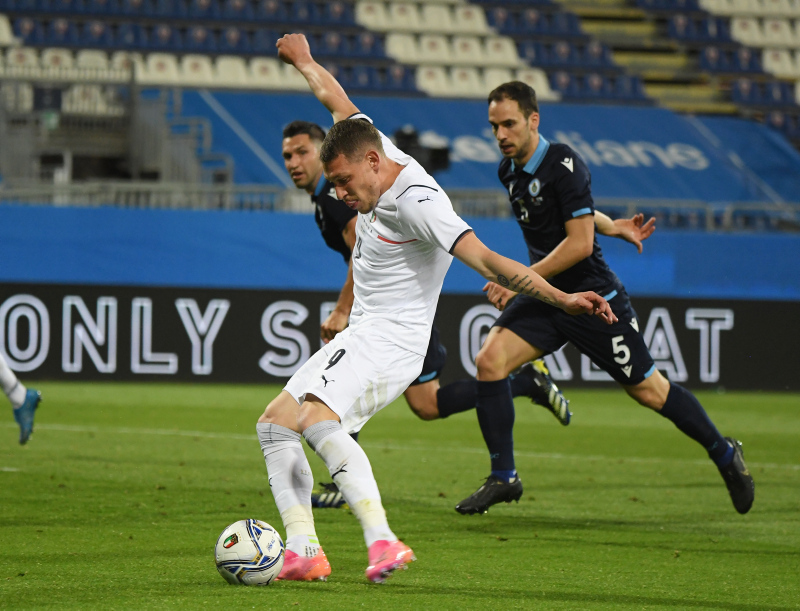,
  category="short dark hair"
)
[282,120,326,142]
[488,81,539,117]
[320,119,385,164]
